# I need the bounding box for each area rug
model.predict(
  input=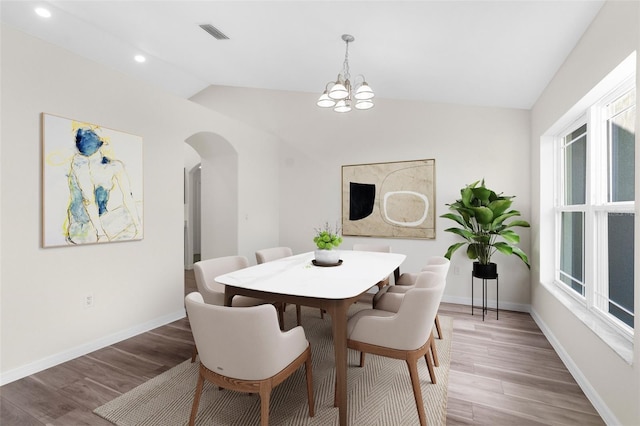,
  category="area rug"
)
[94,304,452,425]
